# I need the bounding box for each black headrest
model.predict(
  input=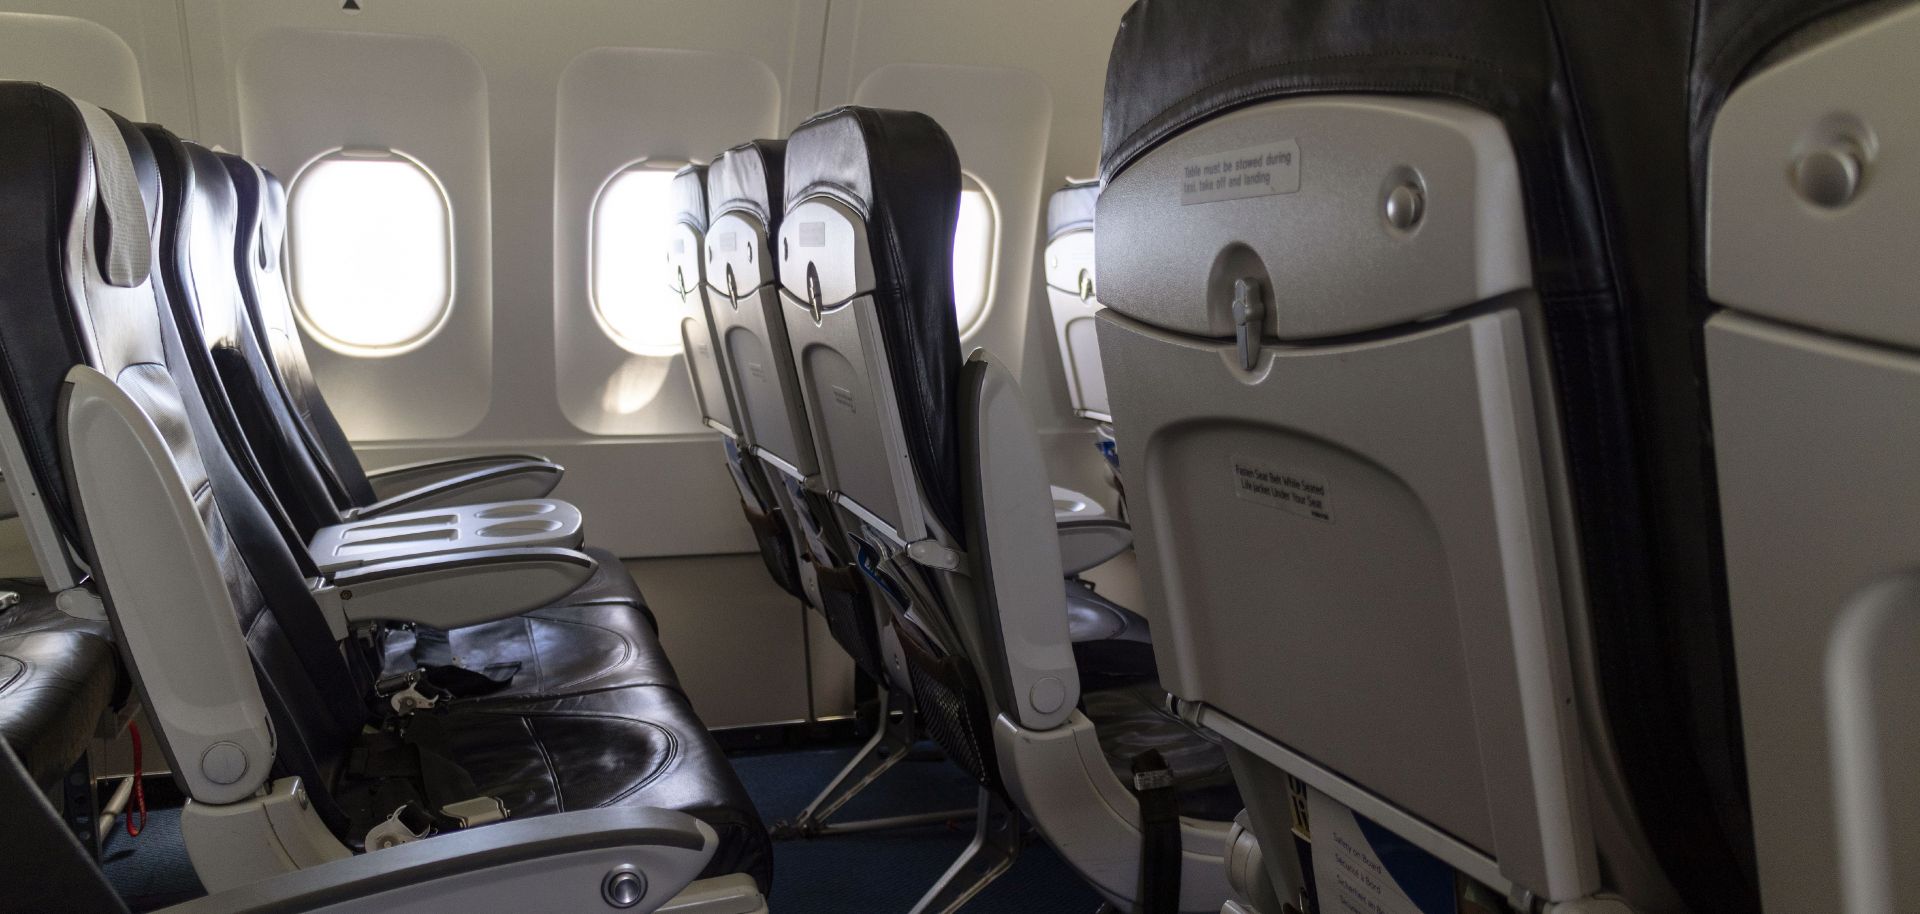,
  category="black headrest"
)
[1046,180,1098,241]
[707,139,786,229]
[1102,0,1622,294]
[671,164,707,233]
[141,126,249,354]
[784,106,964,539]
[0,83,161,554]
[223,154,288,278]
